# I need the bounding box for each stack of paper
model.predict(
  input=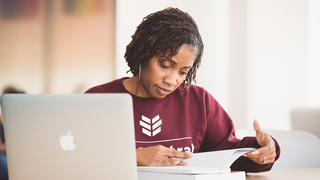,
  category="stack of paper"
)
[138,171,245,180]
[138,148,255,180]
